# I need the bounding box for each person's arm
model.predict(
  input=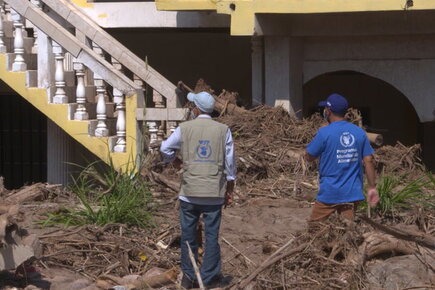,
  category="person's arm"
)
[363,155,379,207]
[224,128,236,207]
[305,130,325,162]
[160,127,182,163]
